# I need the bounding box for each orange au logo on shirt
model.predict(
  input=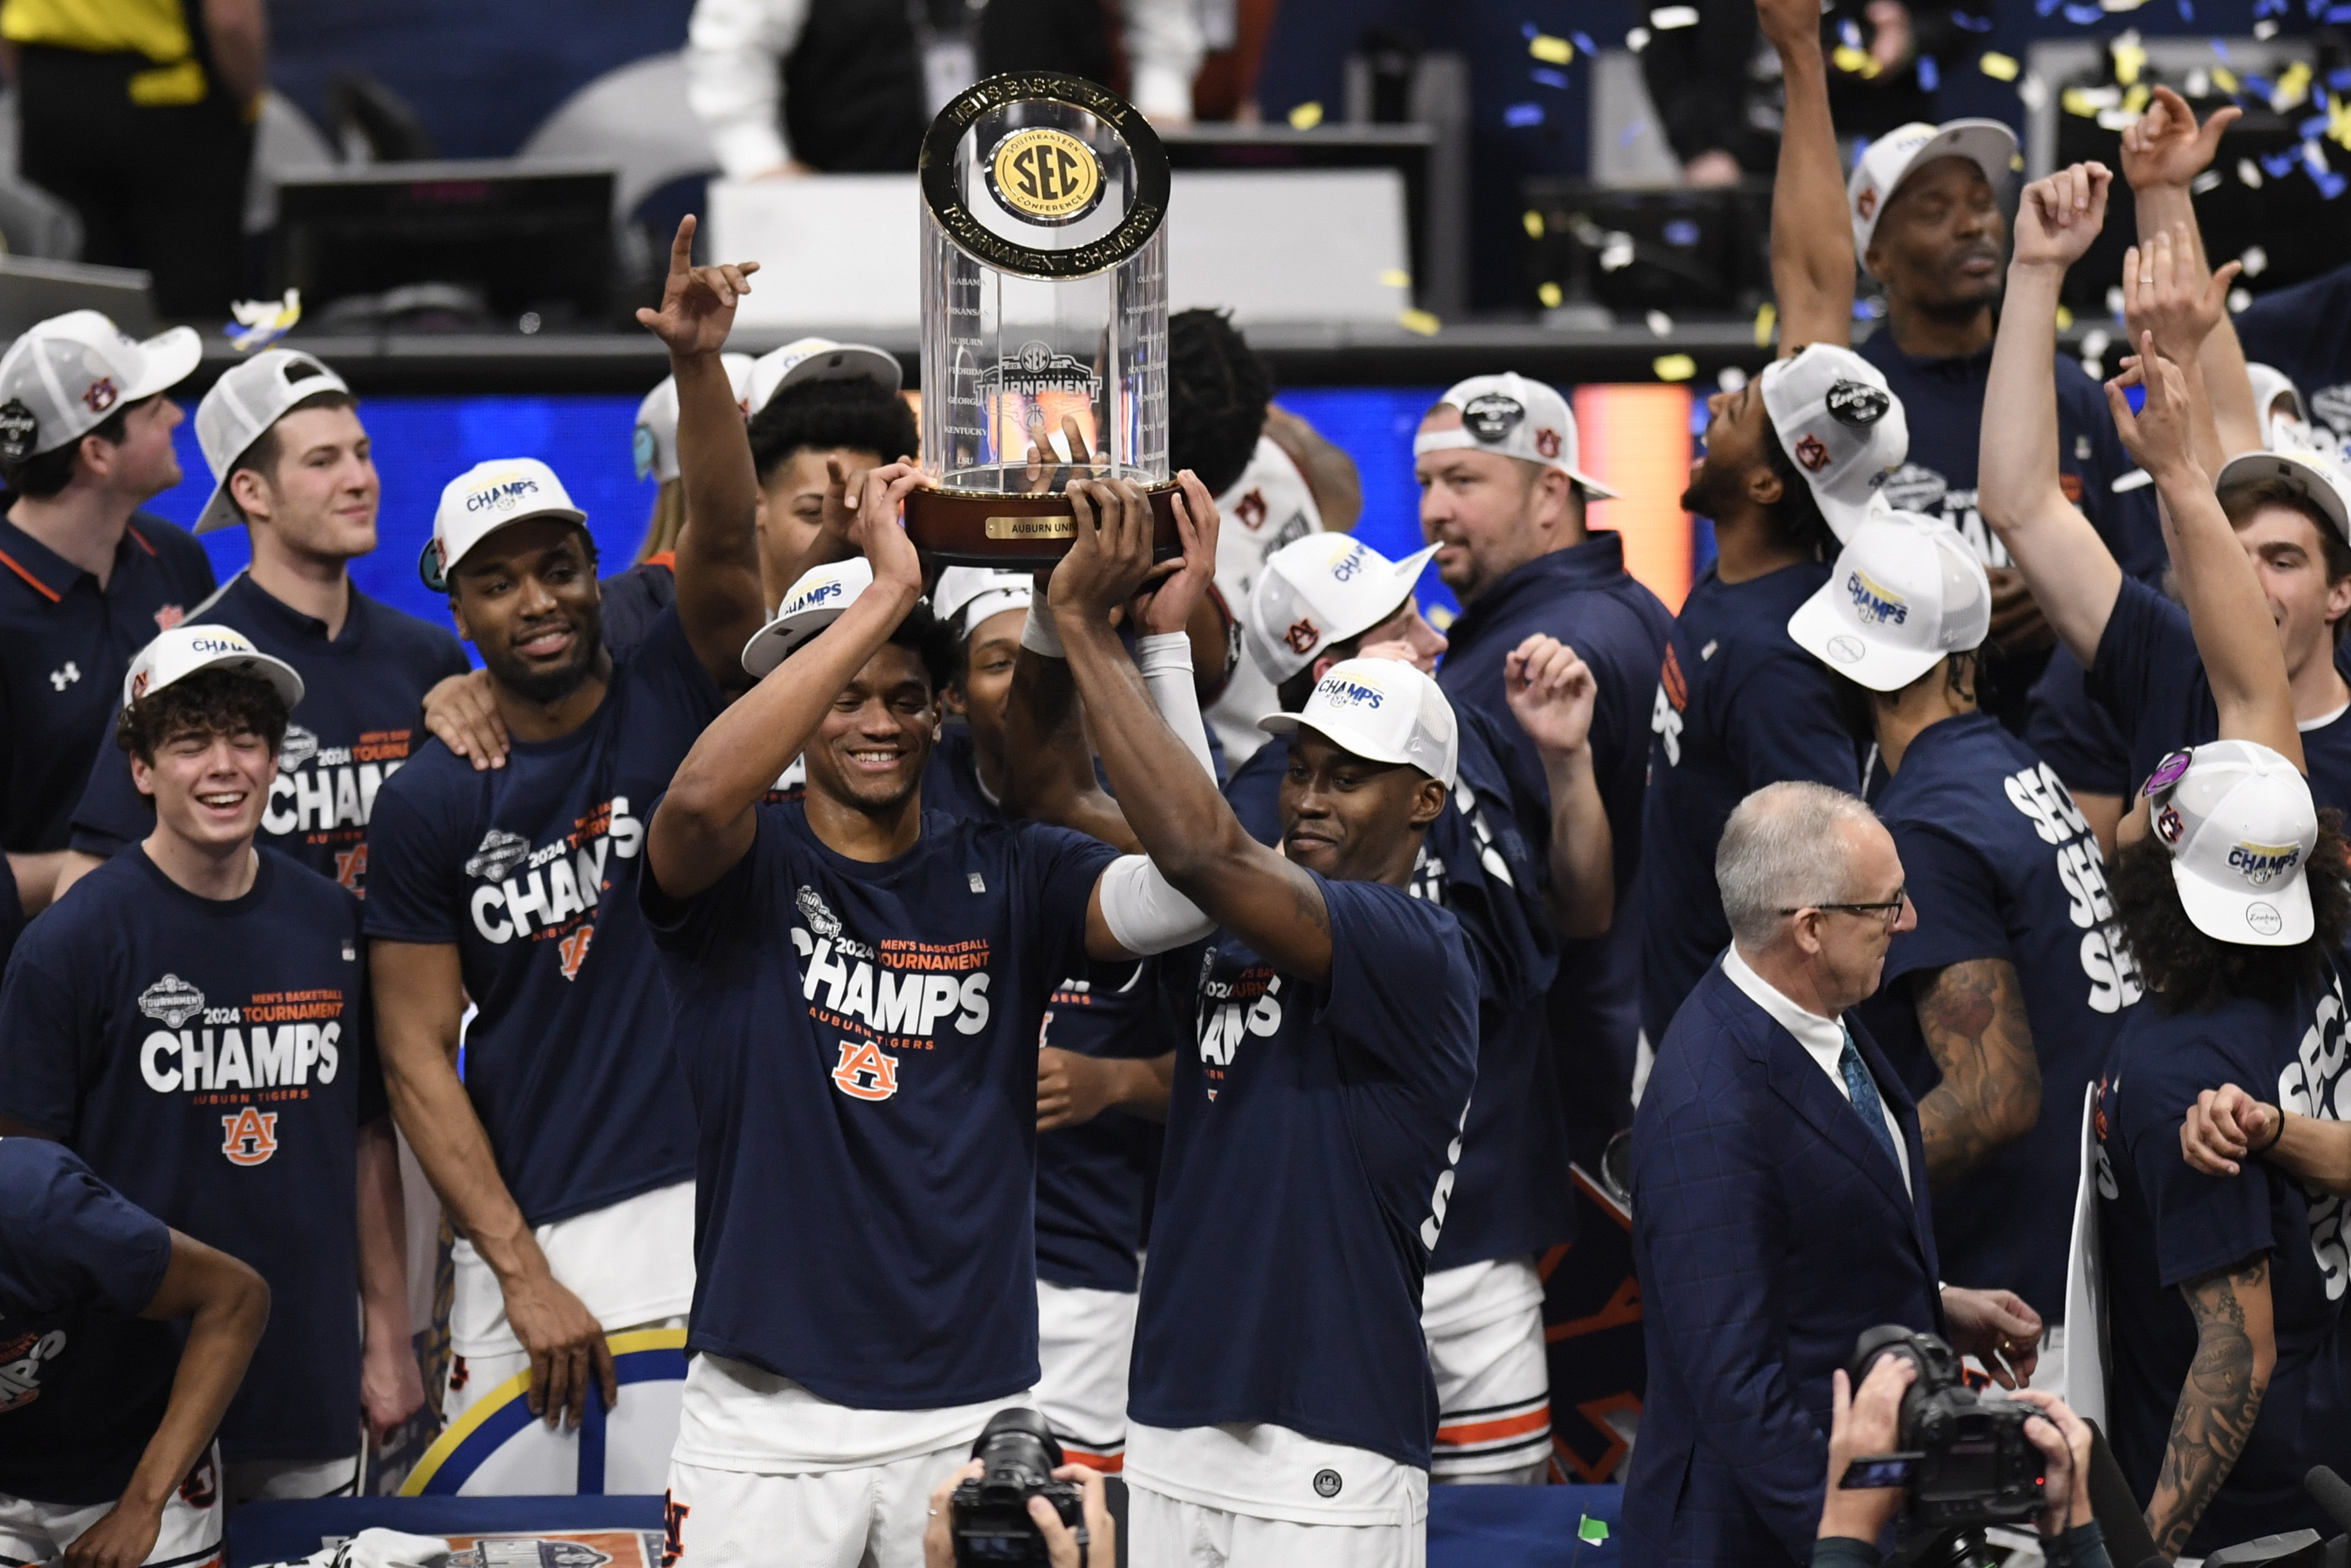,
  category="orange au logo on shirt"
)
[832,1038,900,1101]
[557,924,594,981]
[336,843,368,890]
[220,1106,279,1166]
